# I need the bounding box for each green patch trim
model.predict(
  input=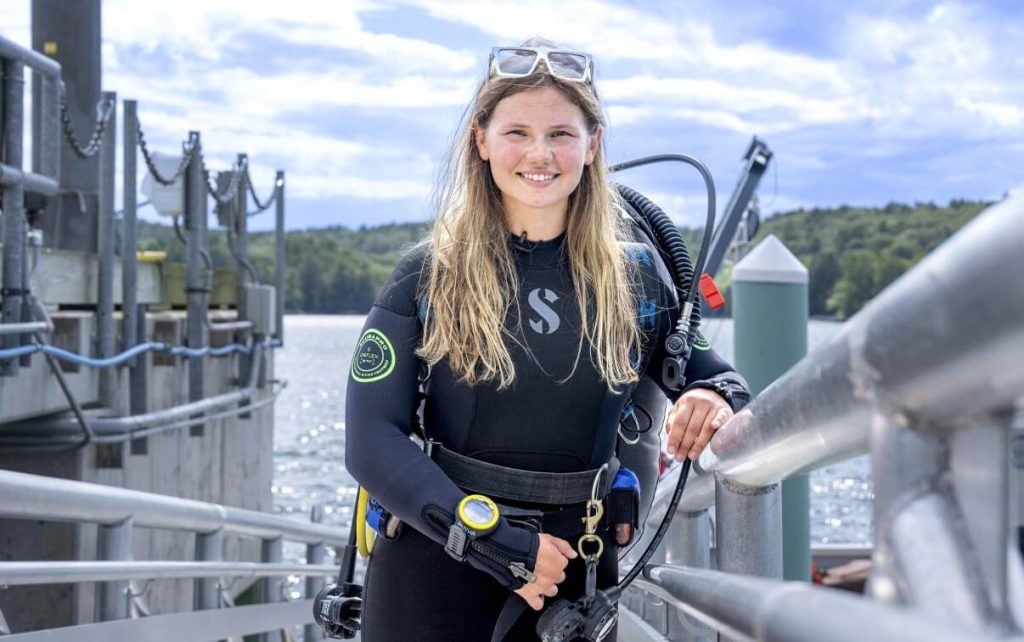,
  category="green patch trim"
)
[693,333,711,351]
[352,328,396,382]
